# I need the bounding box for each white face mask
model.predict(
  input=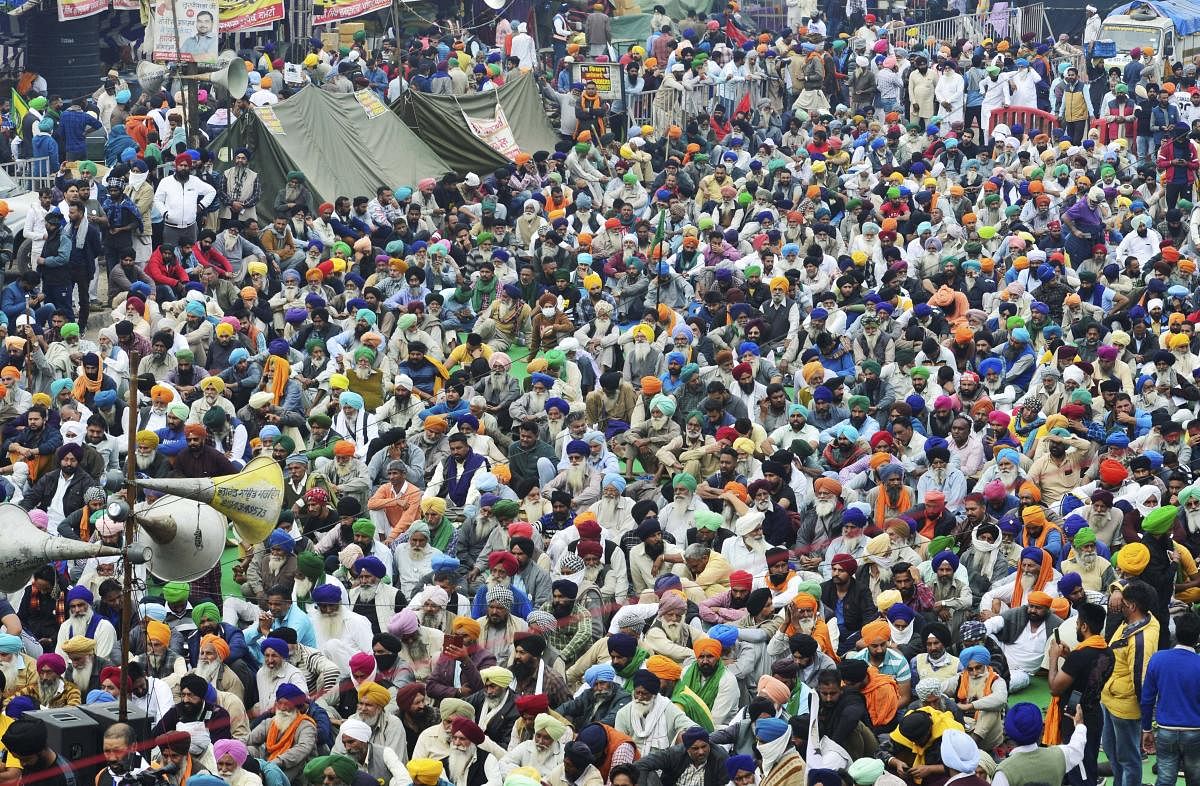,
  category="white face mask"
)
[541,307,555,317]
